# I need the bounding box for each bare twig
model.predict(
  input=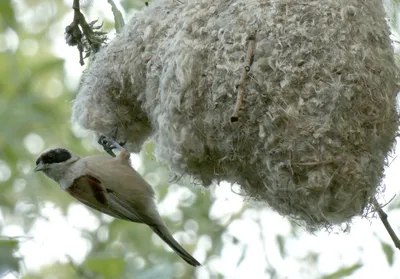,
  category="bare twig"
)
[231,32,257,122]
[65,0,107,65]
[292,156,343,167]
[373,197,400,250]
[169,171,186,183]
